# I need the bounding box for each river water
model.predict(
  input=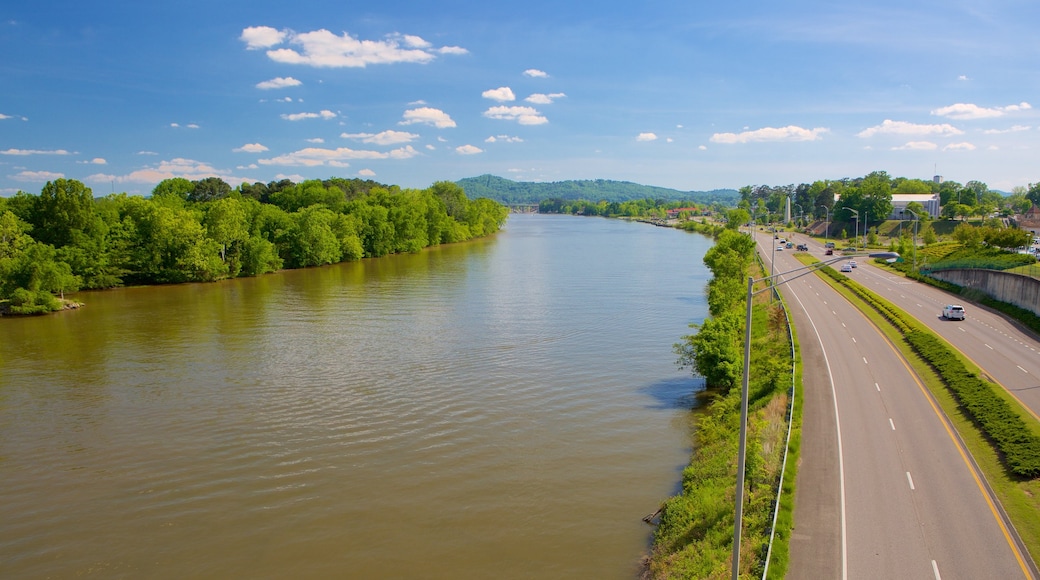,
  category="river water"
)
[0,213,712,579]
